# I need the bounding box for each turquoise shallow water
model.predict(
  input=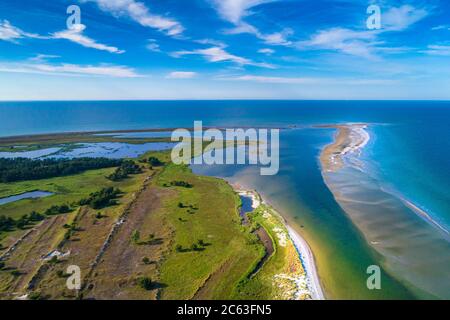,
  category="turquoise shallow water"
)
[0,100,449,299]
